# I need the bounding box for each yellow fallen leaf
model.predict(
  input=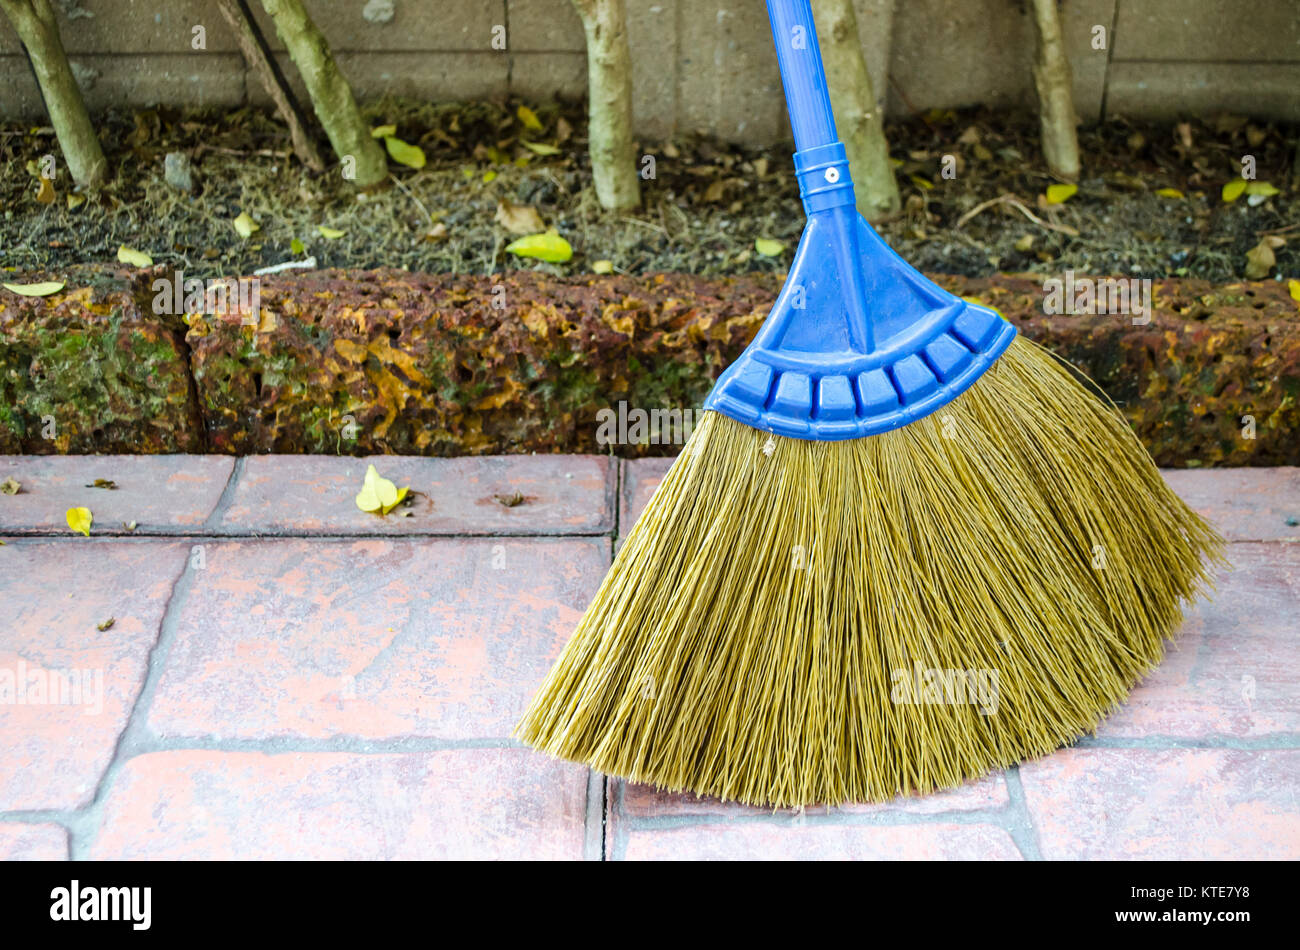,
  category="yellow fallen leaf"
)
[290,237,305,255]
[3,280,65,296]
[1245,181,1279,197]
[233,211,259,238]
[354,464,409,516]
[370,124,397,138]
[483,170,498,183]
[317,225,346,239]
[592,259,614,274]
[505,230,573,263]
[909,174,934,191]
[521,141,561,156]
[755,238,785,257]
[66,193,85,210]
[517,105,543,131]
[1045,183,1077,204]
[1154,187,1184,198]
[1288,279,1300,305]
[36,176,55,204]
[117,245,153,267]
[66,506,92,537]
[1221,179,1247,203]
[384,136,426,169]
